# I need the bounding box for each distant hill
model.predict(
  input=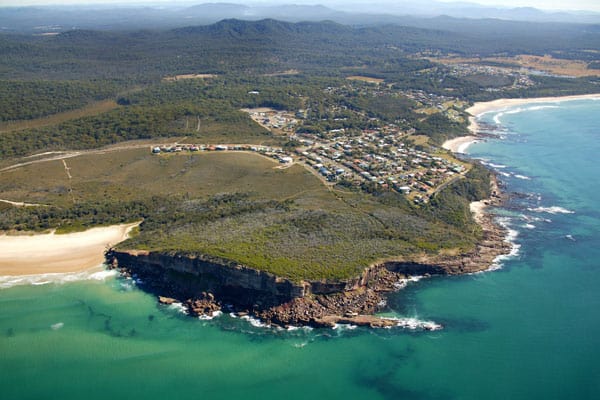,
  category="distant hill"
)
[1,2,599,33]
[1,17,599,81]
